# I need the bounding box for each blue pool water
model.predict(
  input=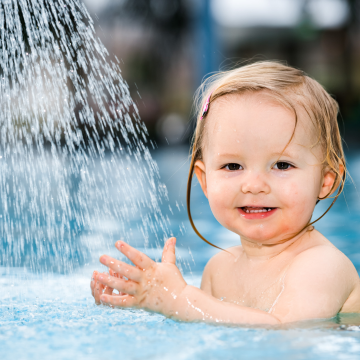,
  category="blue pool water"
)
[1,146,360,360]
